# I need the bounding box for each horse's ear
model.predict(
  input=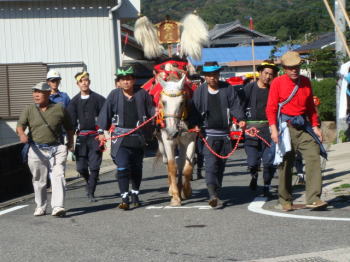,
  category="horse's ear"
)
[178,74,186,90]
[157,75,167,89]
